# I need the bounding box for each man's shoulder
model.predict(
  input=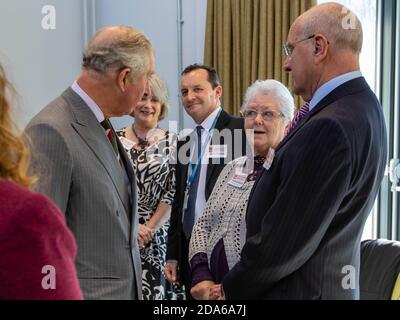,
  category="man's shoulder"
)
[217,109,244,130]
[27,90,74,129]
[317,76,374,110]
